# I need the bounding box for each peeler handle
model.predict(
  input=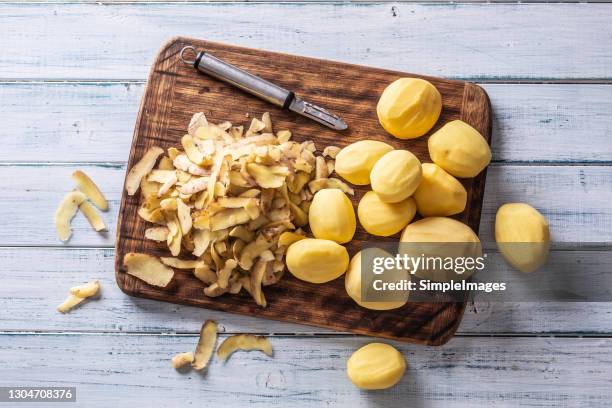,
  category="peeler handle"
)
[182,47,294,109]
